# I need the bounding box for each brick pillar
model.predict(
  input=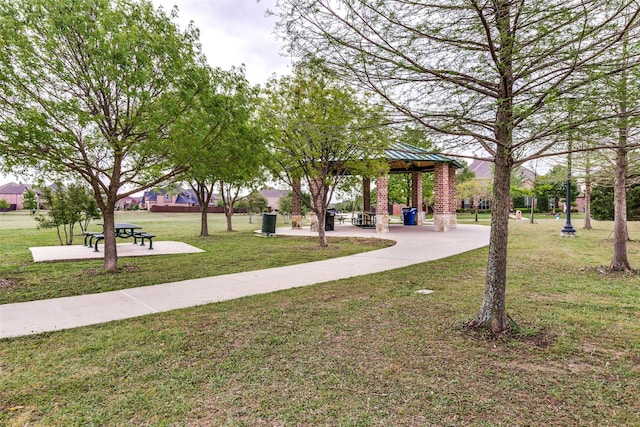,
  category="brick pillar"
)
[448,166,457,229]
[434,163,456,232]
[412,171,423,225]
[291,178,302,229]
[376,174,389,233]
[363,177,371,212]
